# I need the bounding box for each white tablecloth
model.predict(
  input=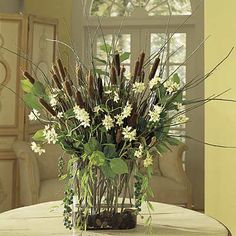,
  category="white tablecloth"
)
[0,201,229,236]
